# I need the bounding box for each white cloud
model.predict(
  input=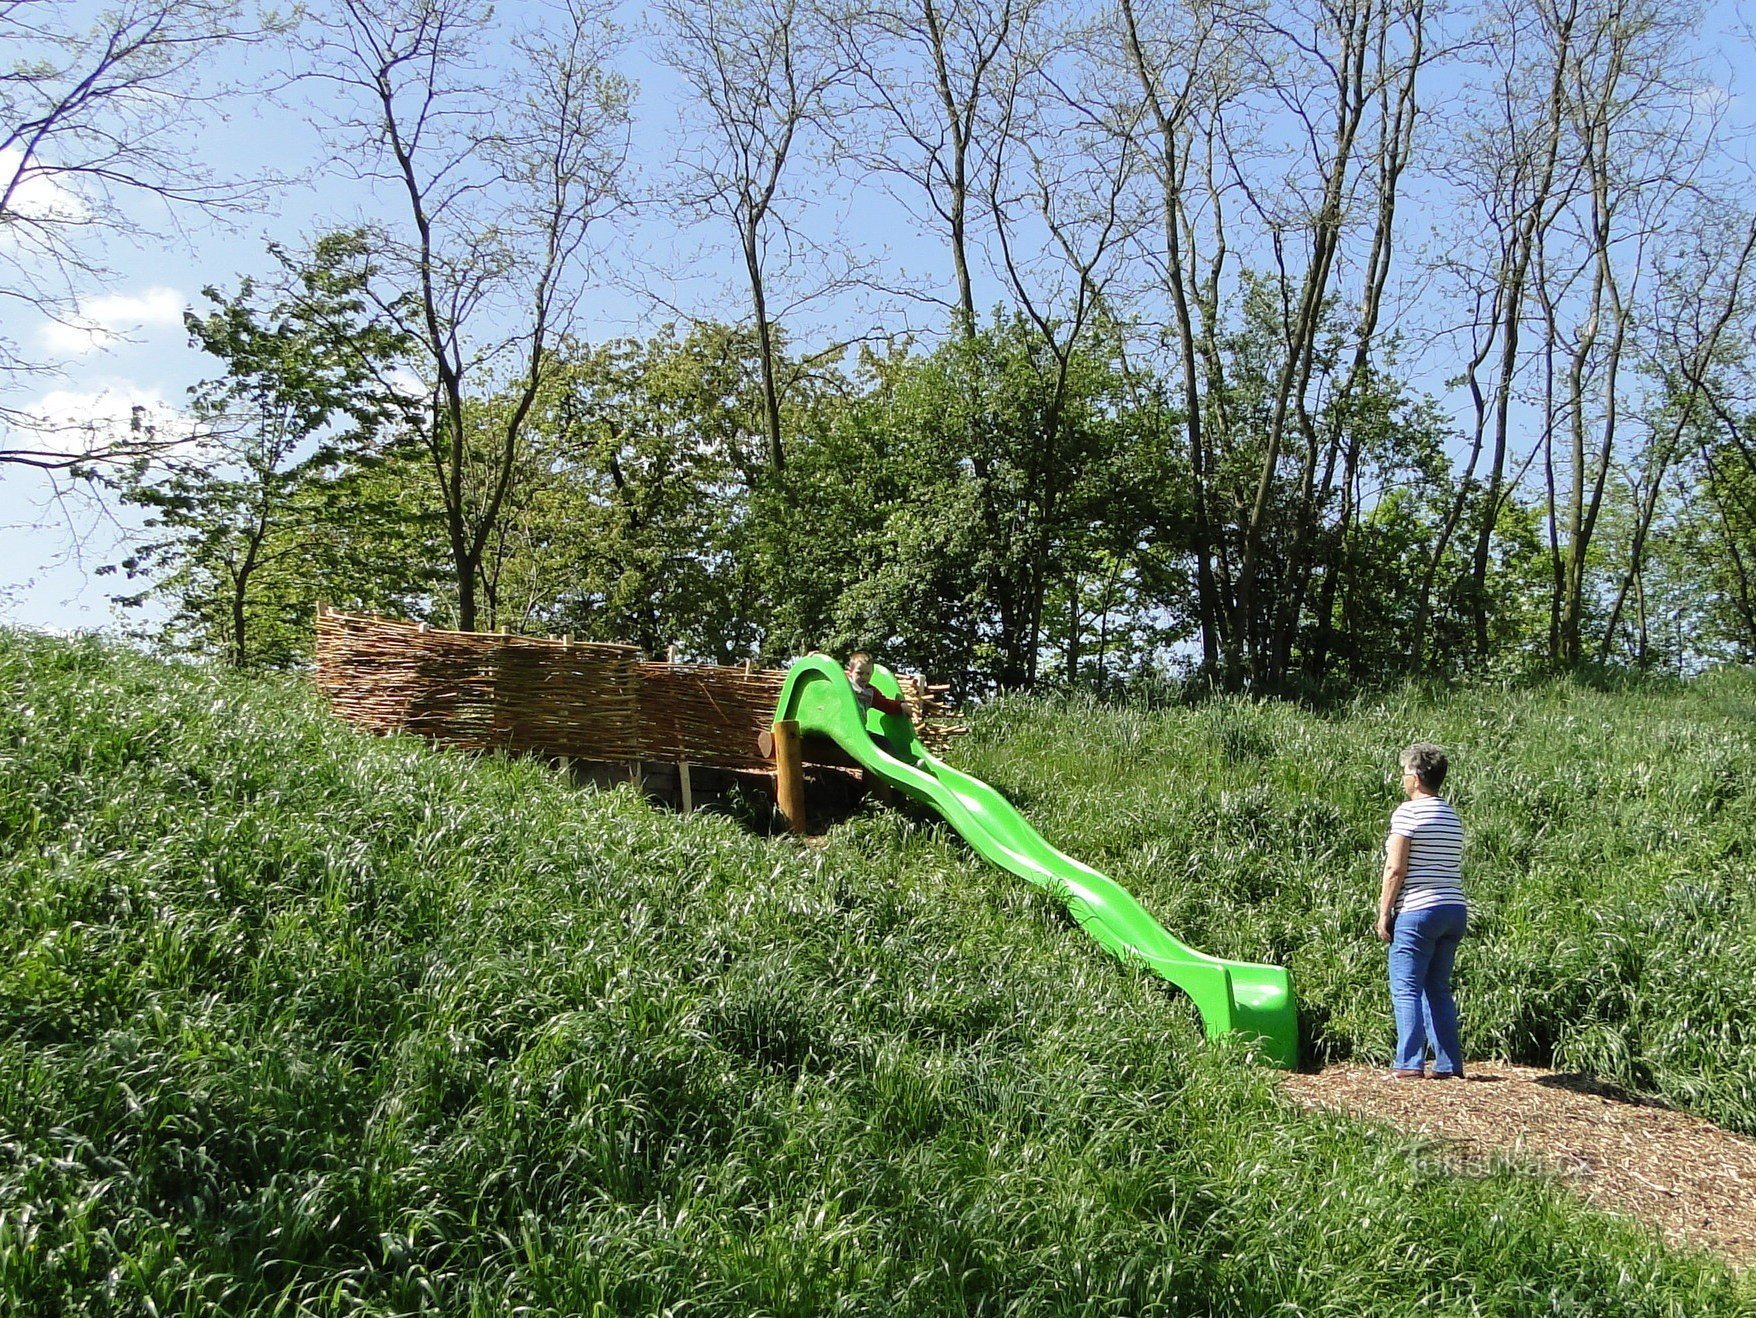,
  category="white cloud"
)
[14,383,198,461]
[37,286,188,356]
[387,365,429,400]
[0,145,87,229]
[1690,82,1734,118]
